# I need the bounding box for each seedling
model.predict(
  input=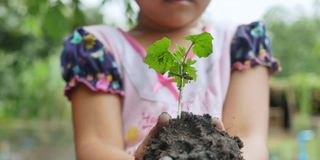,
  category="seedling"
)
[144,32,214,118]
